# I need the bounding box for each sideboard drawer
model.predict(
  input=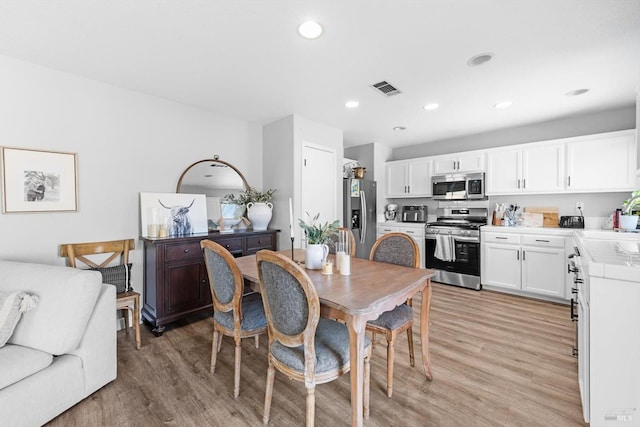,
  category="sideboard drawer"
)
[164,242,203,261]
[246,234,274,253]
[216,237,244,254]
